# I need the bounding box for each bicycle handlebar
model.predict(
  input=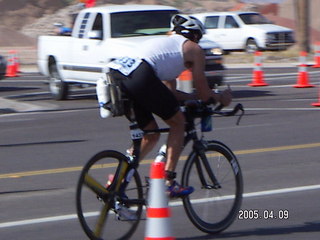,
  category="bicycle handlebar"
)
[214,103,245,125]
[183,100,245,125]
